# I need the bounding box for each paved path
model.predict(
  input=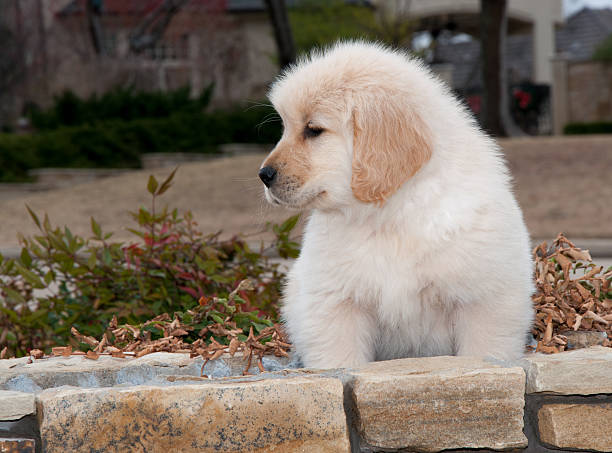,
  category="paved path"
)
[0,135,610,250]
